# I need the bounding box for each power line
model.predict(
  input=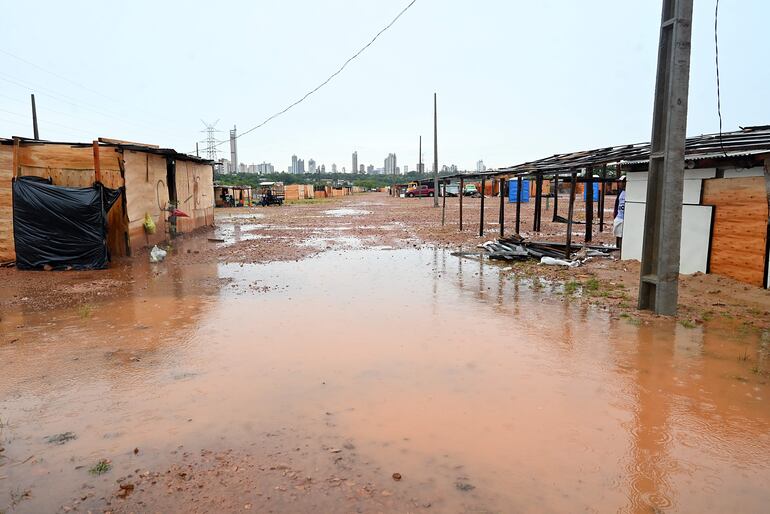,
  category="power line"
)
[200,0,418,153]
[0,48,164,119]
[714,0,727,156]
